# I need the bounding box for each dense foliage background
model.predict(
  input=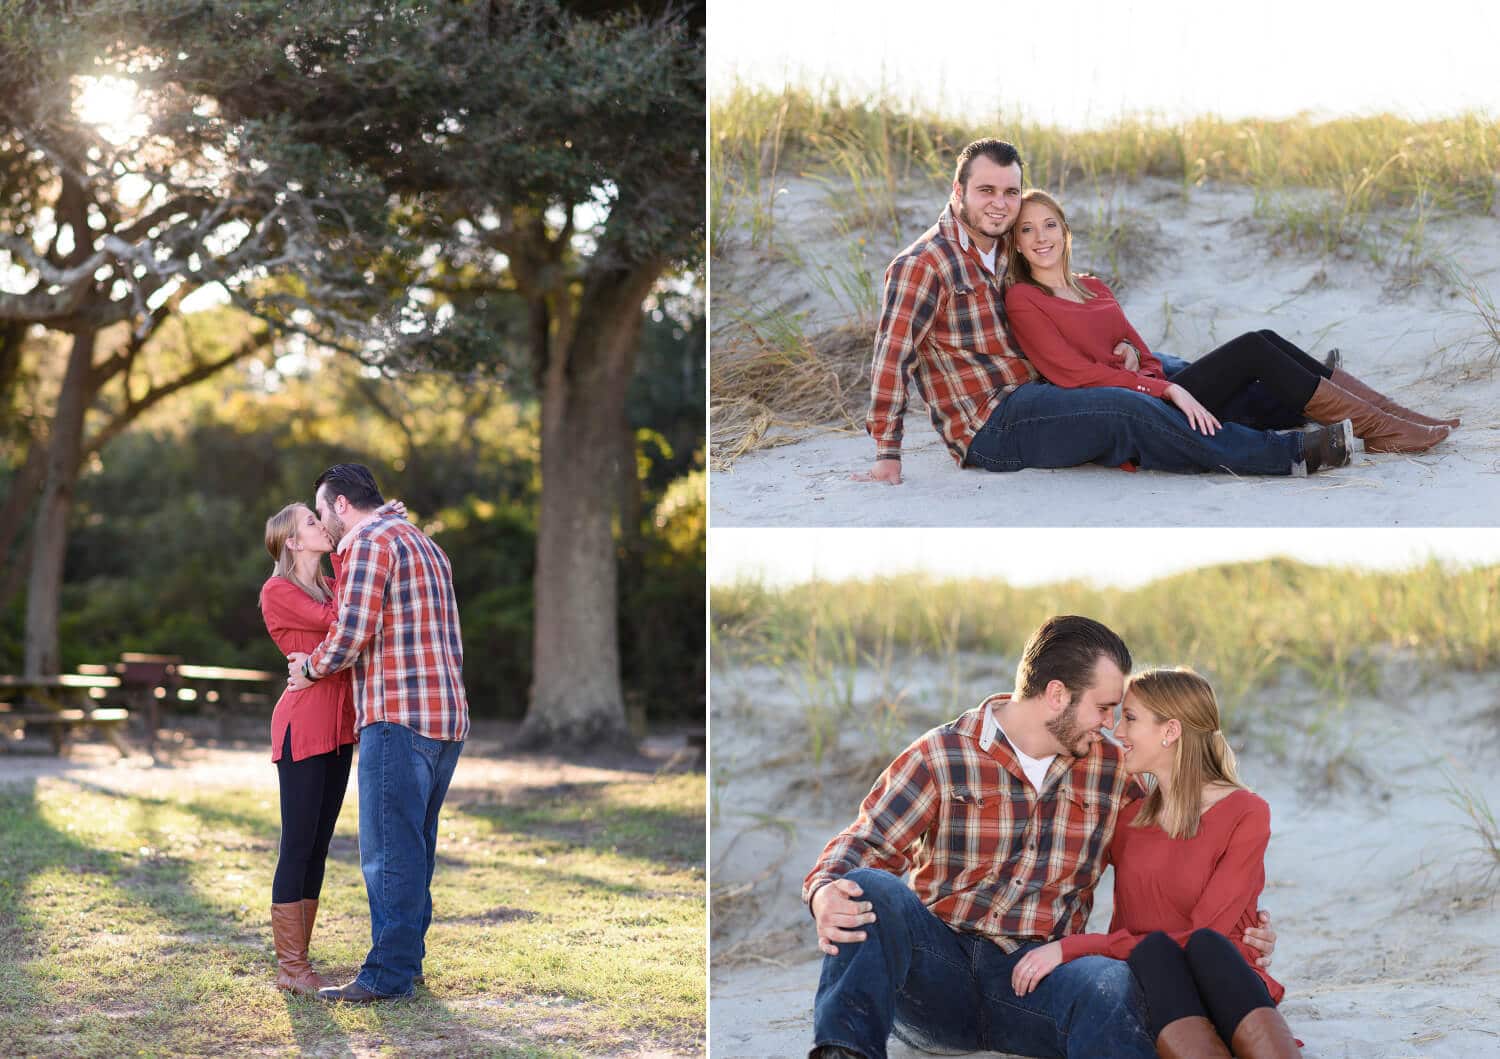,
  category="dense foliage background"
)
[0,297,704,721]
